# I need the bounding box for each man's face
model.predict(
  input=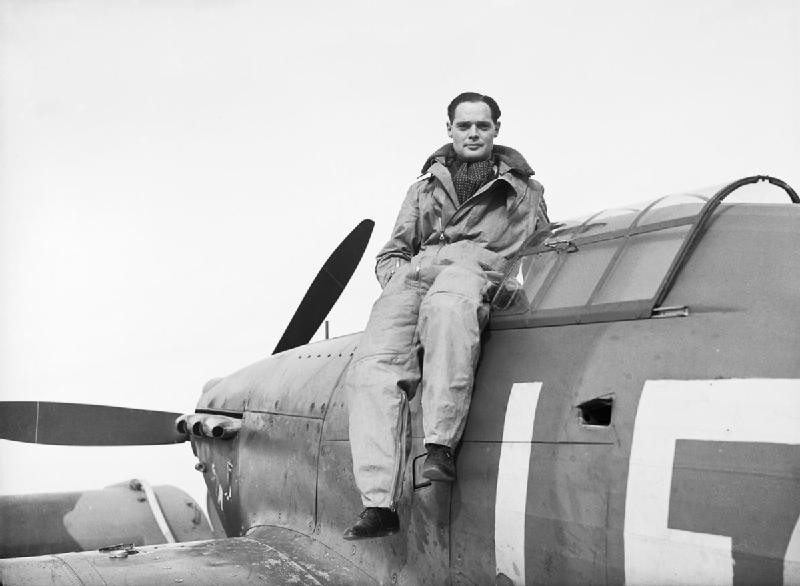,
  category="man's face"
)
[447,100,500,161]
